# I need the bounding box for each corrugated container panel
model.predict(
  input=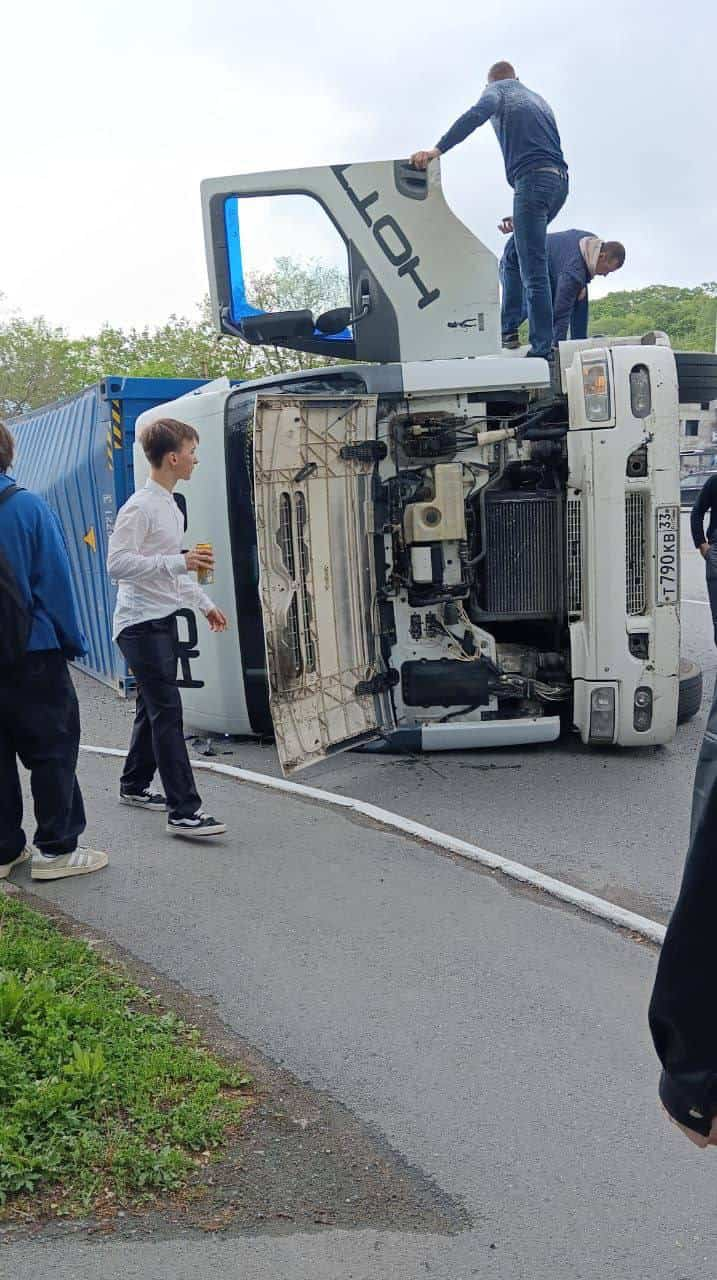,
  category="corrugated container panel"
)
[9,376,206,691]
